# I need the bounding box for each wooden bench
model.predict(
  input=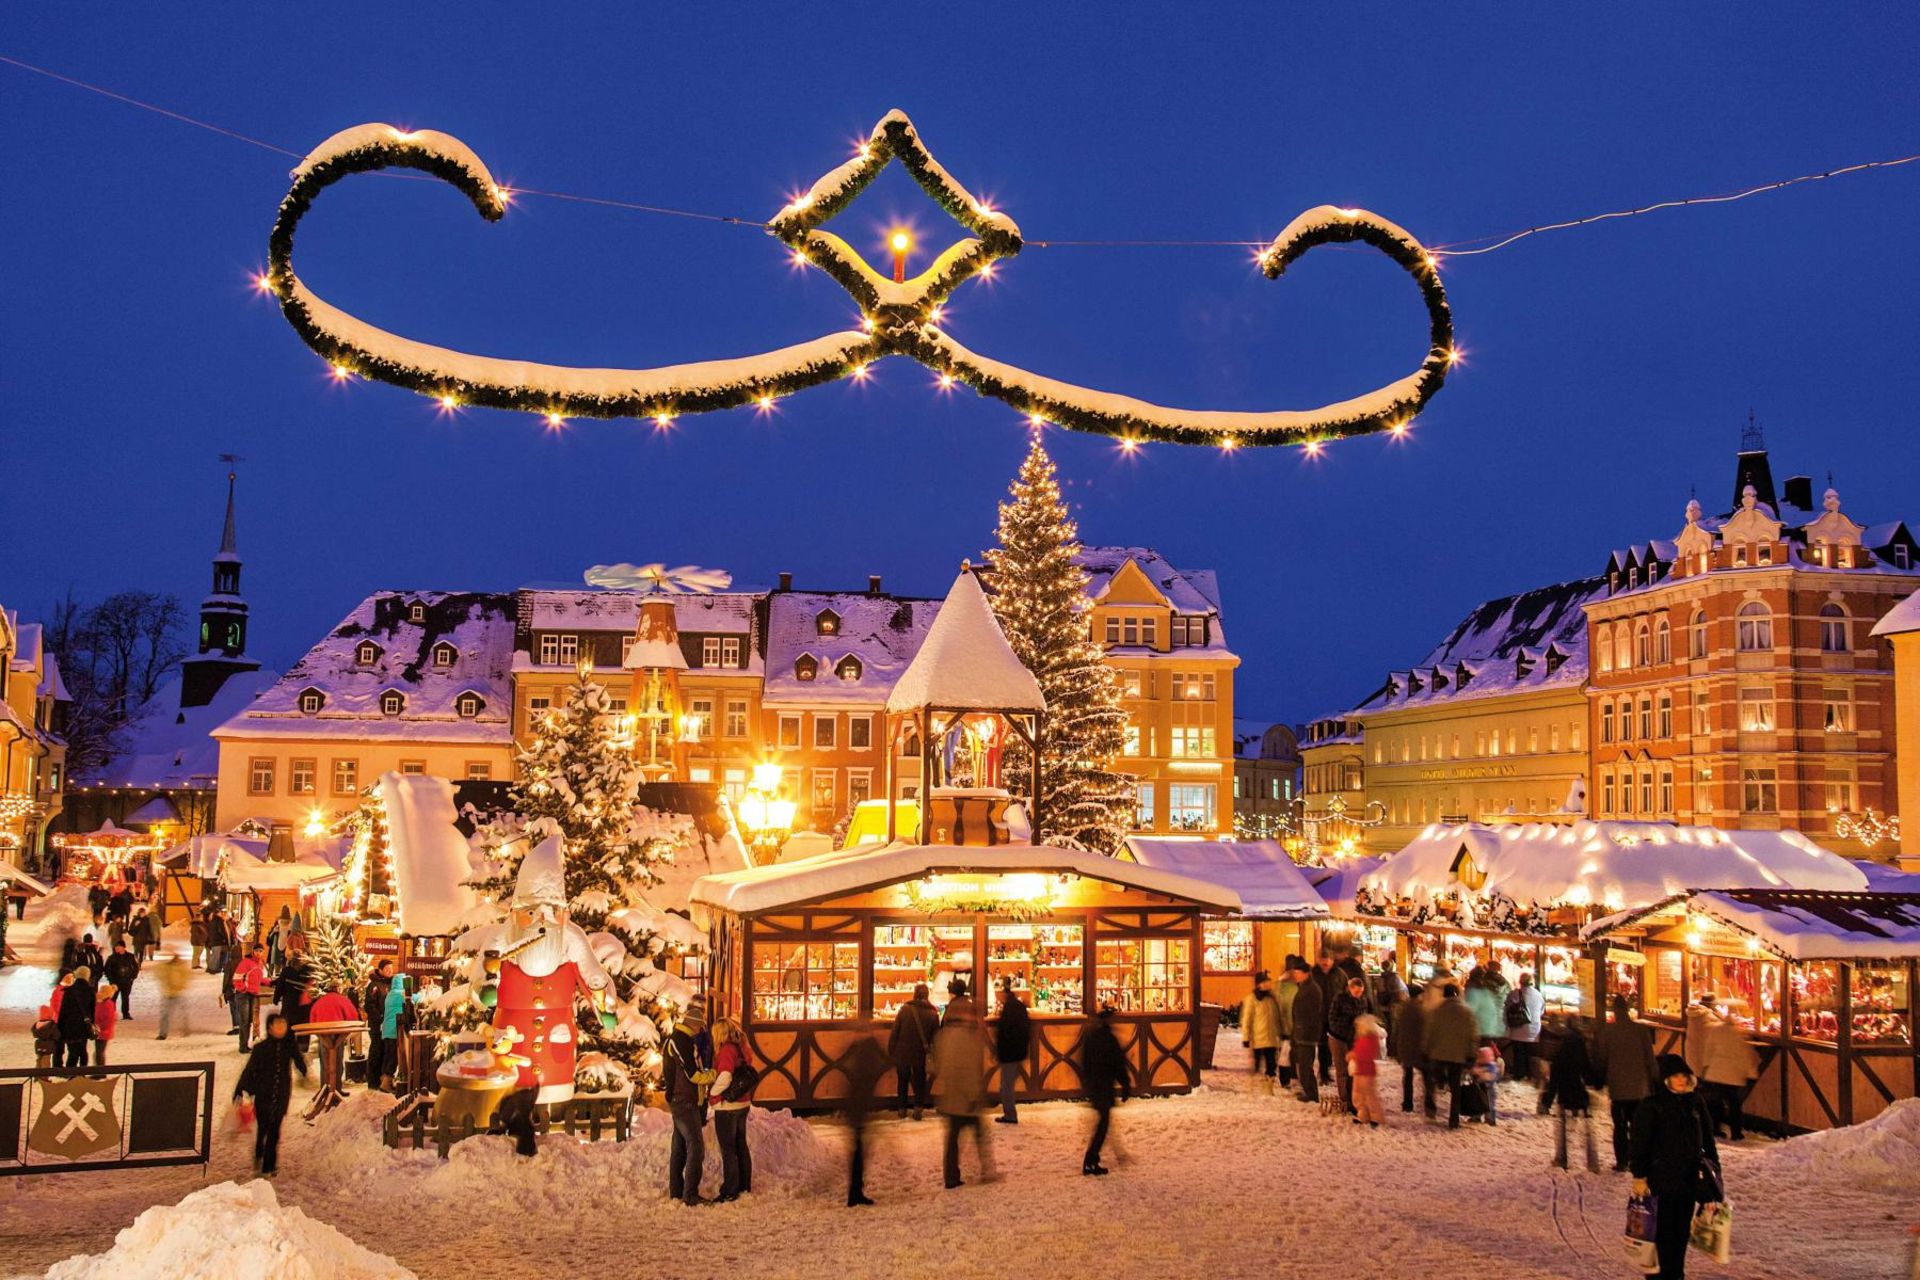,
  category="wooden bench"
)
[381,1089,636,1158]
